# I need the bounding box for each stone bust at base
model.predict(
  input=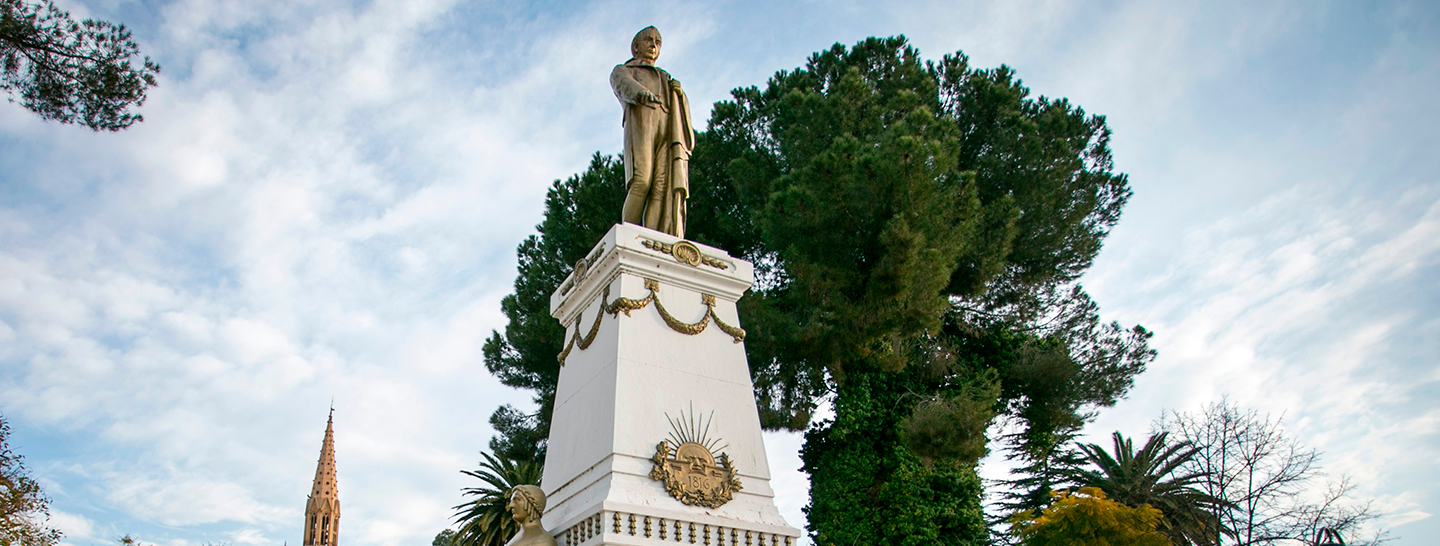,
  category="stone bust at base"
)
[506,485,556,546]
